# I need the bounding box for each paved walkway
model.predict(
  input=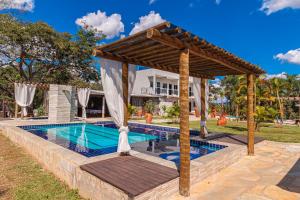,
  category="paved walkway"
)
[172,141,300,200]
